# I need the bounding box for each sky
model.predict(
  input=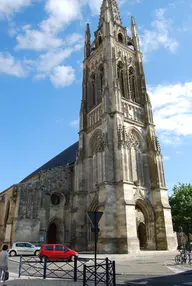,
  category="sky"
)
[0,0,192,194]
